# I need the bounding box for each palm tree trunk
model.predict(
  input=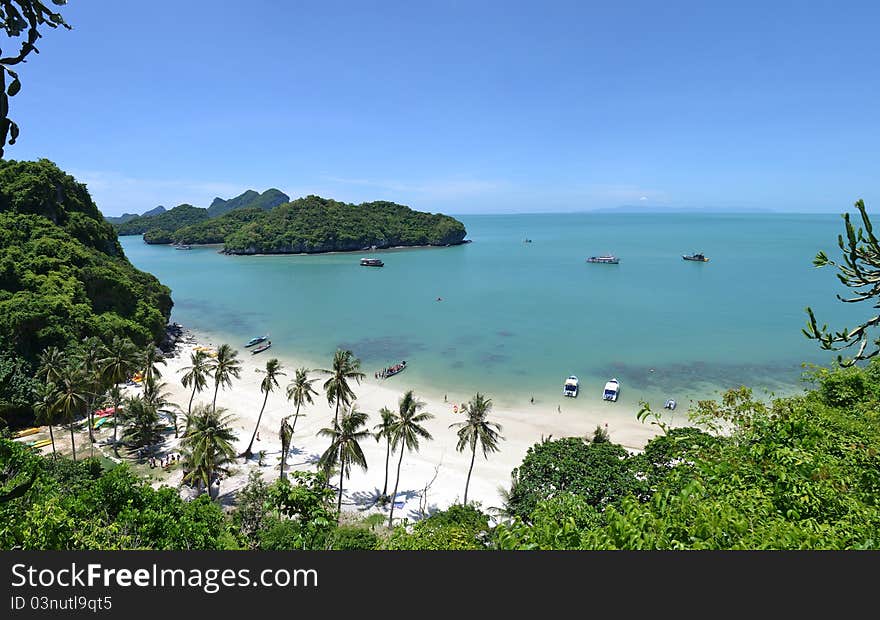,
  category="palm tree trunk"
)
[388,446,405,528]
[337,465,345,521]
[212,381,220,413]
[291,403,301,434]
[464,442,477,505]
[334,398,340,425]
[111,397,120,457]
[87,397,95,443]
[188,385,196,417]
[69,419,77,462]
[48,424,56,460]
[243,390,269,459]
[382,438,391,497]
